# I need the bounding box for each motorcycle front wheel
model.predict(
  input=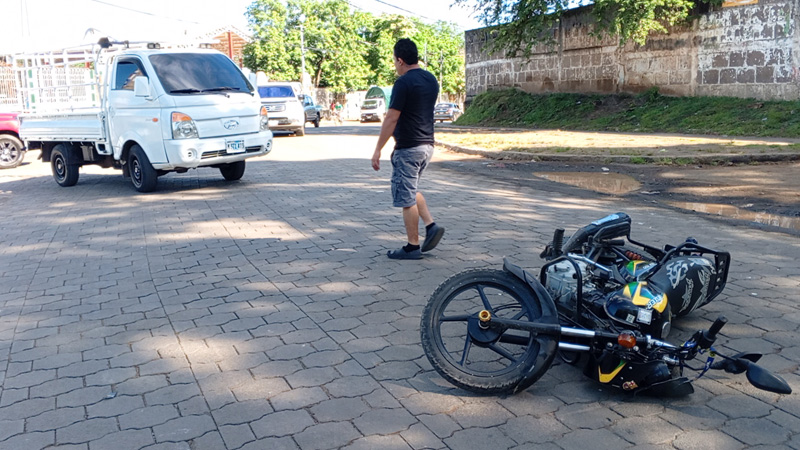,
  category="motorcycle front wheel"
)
[420,269,558,395]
